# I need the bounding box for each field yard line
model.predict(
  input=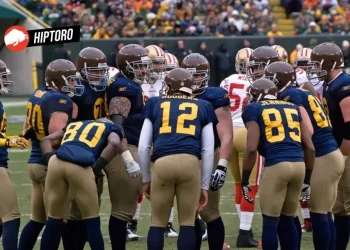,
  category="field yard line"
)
[2,101,27,107]
[8,149,31,153]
